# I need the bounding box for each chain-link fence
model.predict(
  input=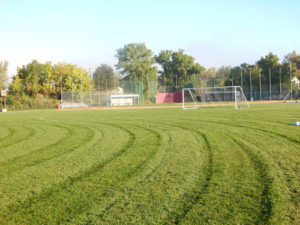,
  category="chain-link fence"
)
[61,78,300,108]
[61,81,144,108]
